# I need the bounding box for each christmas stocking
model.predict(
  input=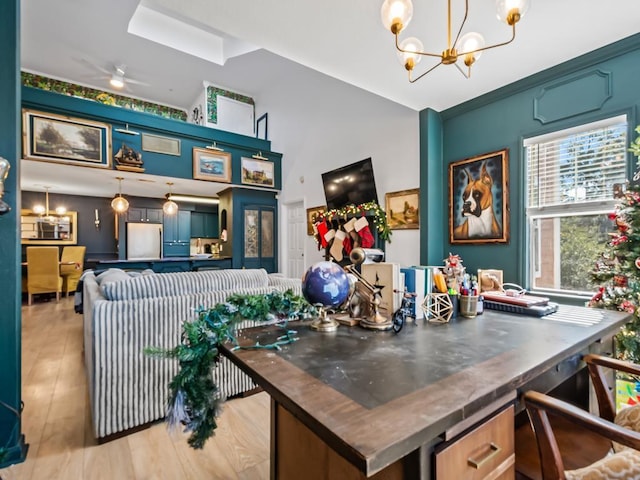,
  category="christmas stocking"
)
[343,234,353,256]
[354,216,375,248]
[330,230,346,262]
[315,220,330,248]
